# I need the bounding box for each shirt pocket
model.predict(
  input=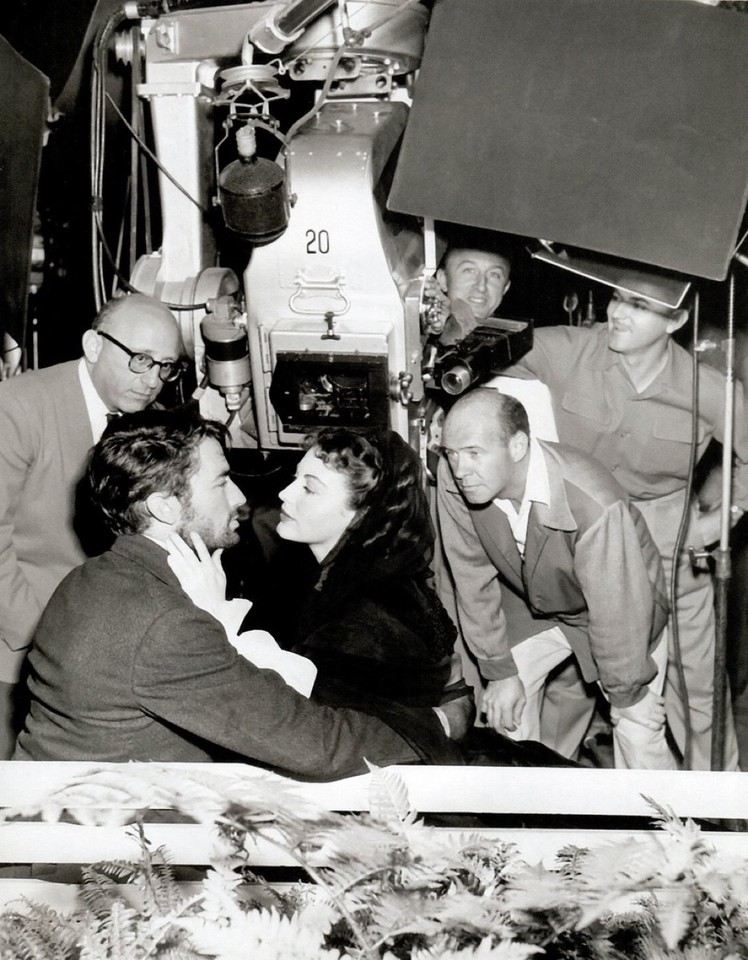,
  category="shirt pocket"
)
[560,380,610,426]
[652,409,707,446]
[558,385,611,450]
[631,408,707,479]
